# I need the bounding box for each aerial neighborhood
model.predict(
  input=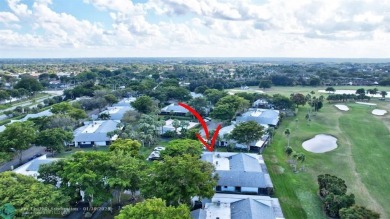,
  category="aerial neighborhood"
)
[0,59,387,219]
